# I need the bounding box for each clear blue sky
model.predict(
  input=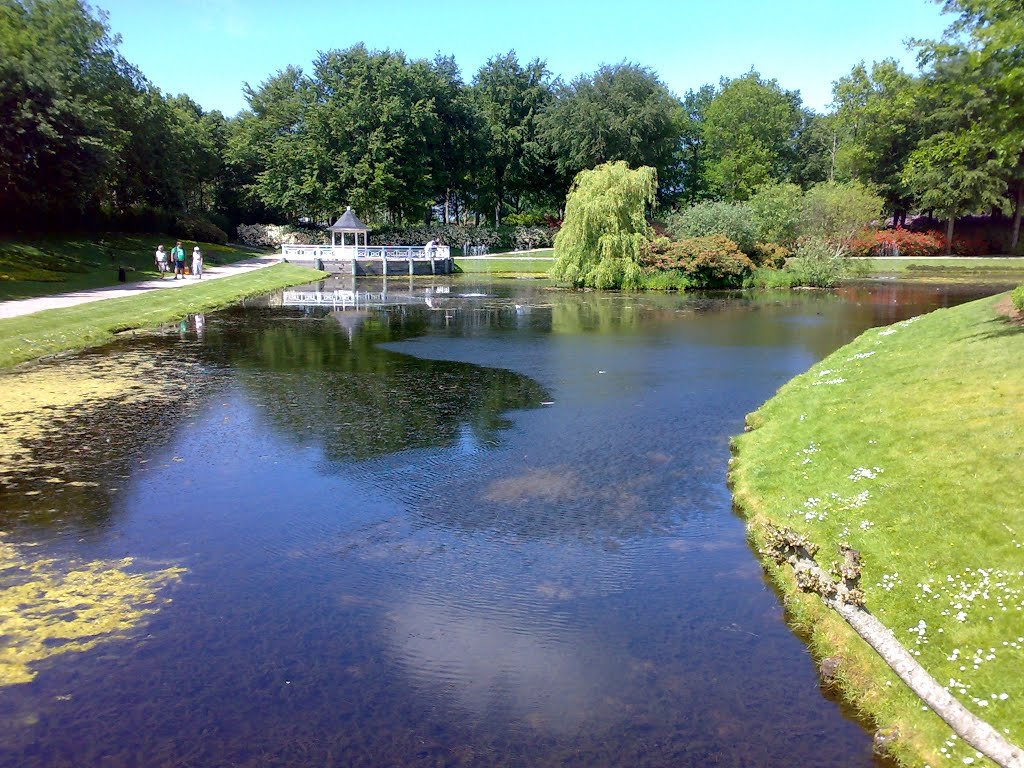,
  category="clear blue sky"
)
[97,0,952,117]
